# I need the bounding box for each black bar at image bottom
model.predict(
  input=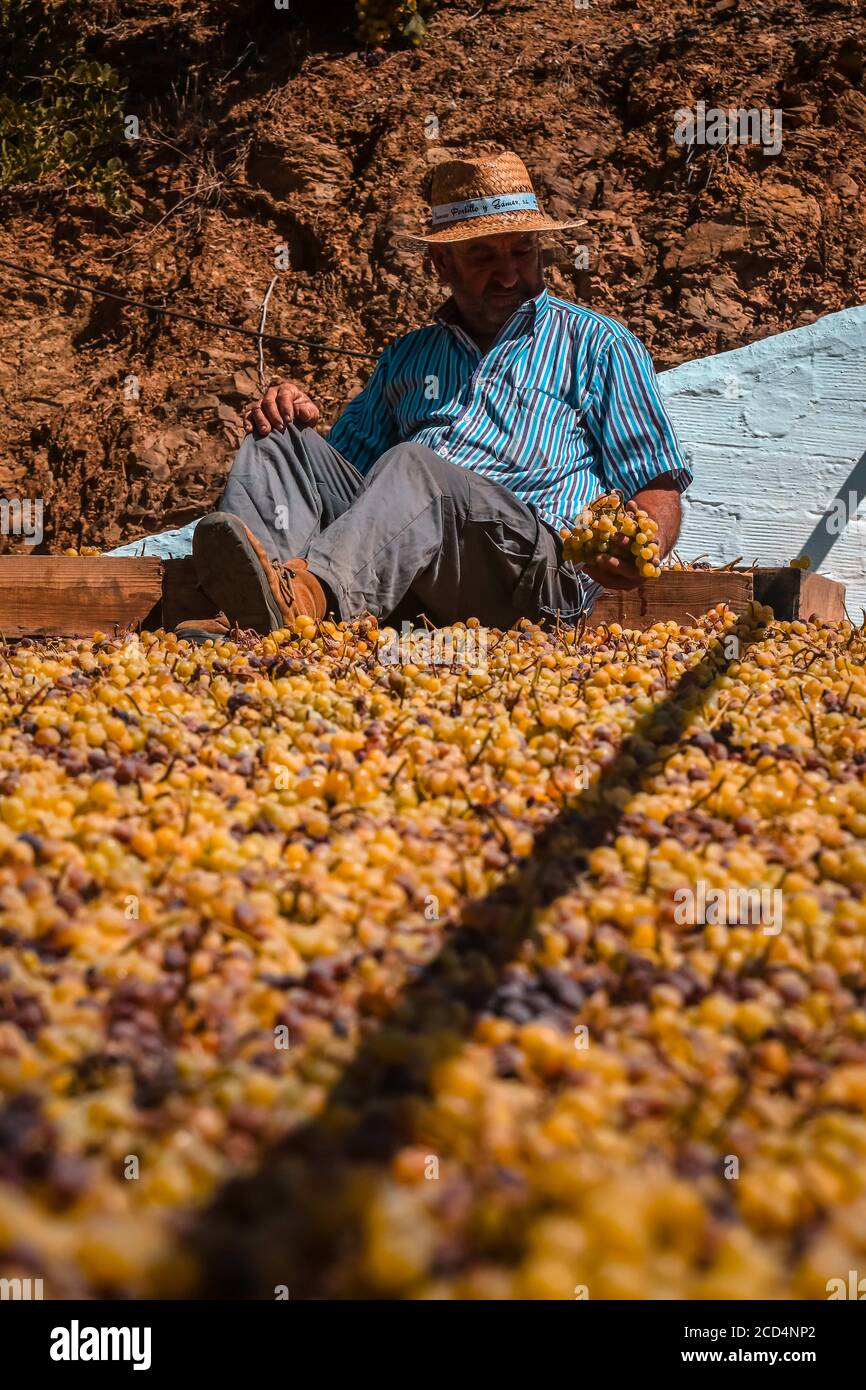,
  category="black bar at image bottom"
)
[0,1298,861,1374]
